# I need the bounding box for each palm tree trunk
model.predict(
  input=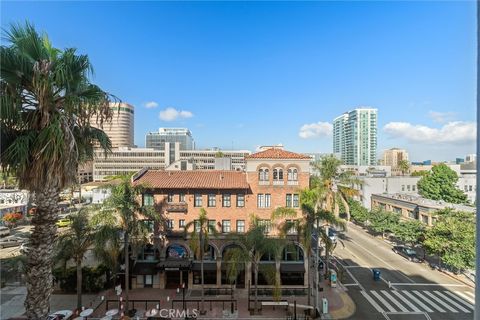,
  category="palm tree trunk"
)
[325,248,330,280]
[306,255,311,306]
[125,231,129,312]
[200,228,205,314]
[77,260,83,310]
[24,183,60,319]
[254,263,259,314]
